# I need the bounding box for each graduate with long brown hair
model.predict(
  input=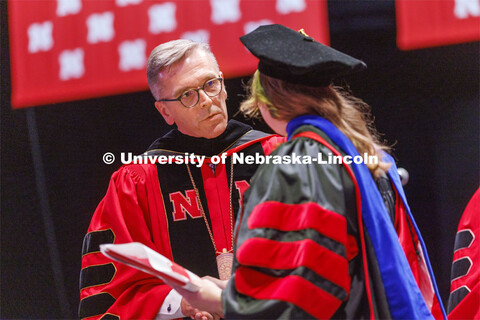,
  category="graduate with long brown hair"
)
[178,24,446,320]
